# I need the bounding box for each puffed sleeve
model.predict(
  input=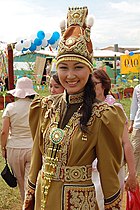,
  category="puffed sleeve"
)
[96,105,126,209]
[28,97,45,183]
[23,97,46,209]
